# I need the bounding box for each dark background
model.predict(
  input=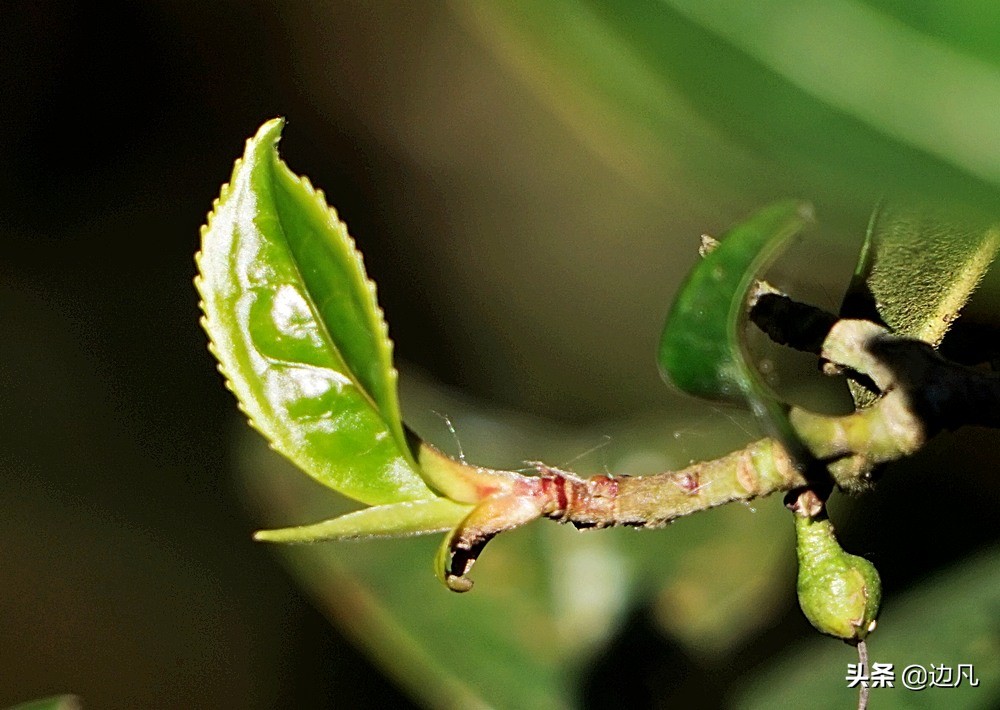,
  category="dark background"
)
[1,2,466,706]
[3,2,999,708]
